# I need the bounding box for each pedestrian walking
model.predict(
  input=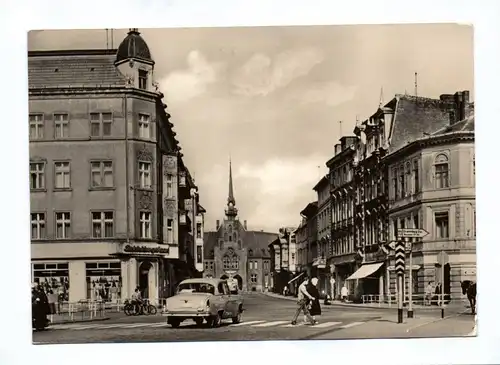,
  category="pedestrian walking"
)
[425,281,433,306]
[341,284,348,302]
[307,278,321,324]
[290,277,315,326]
[47,289,58,315]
